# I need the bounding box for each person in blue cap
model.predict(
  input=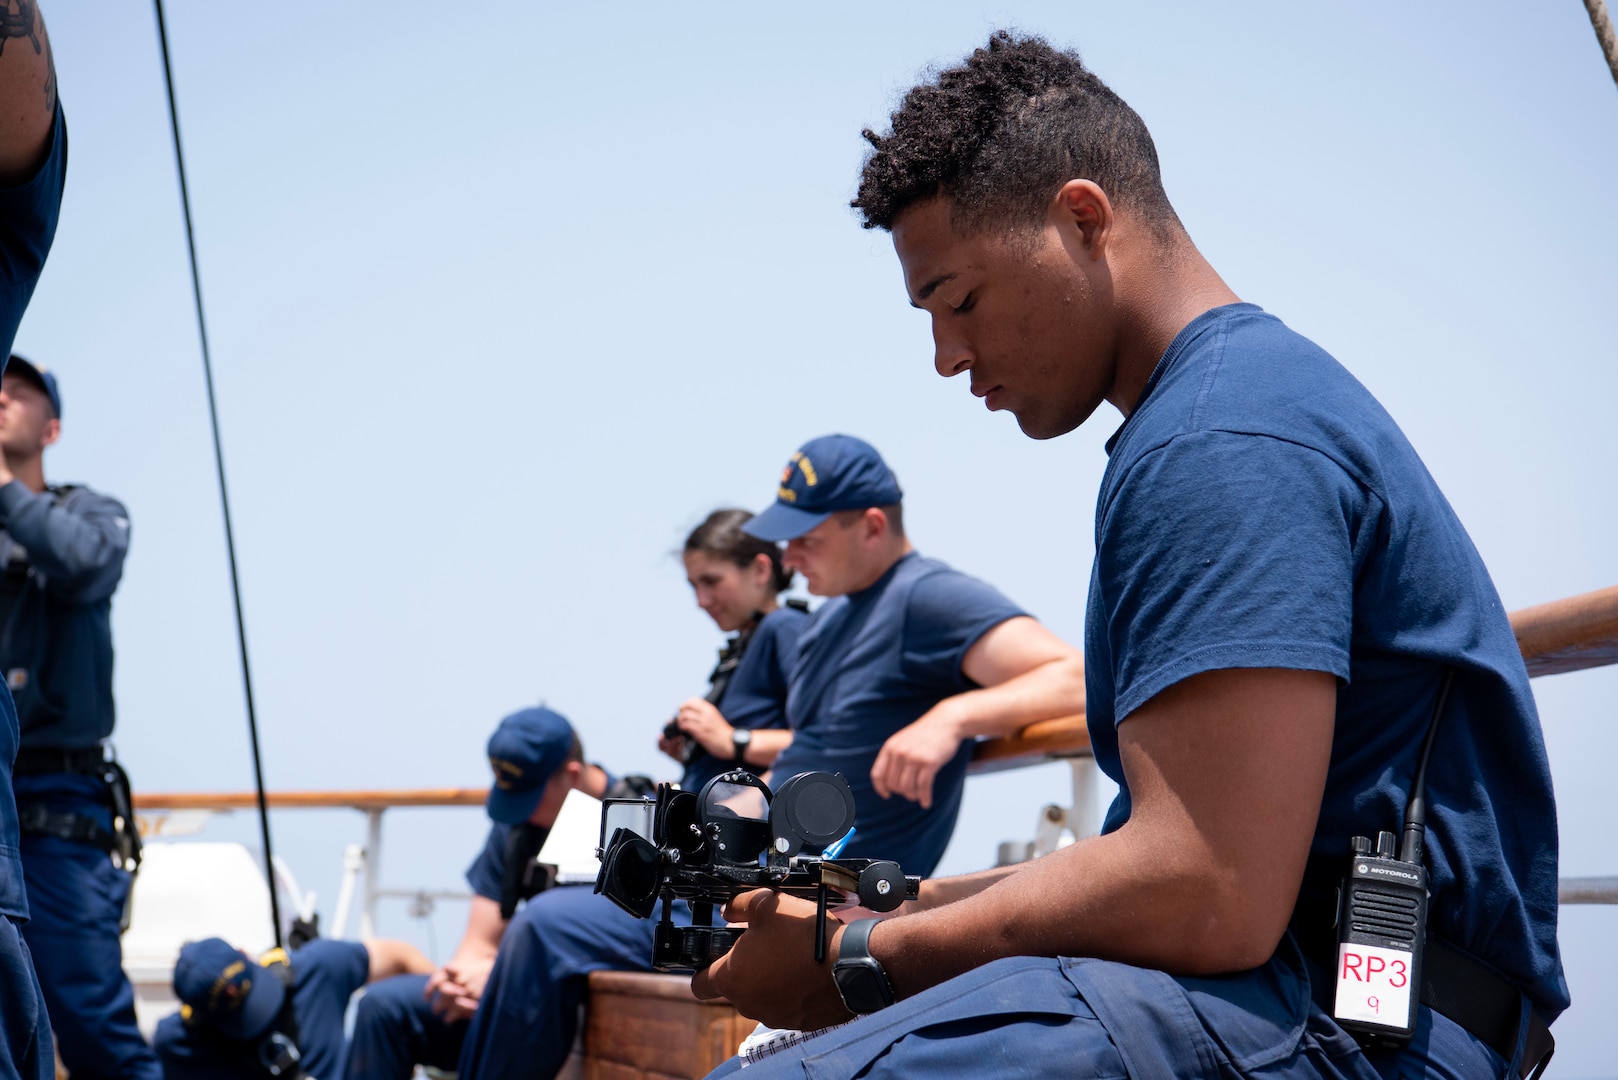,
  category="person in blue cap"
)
[0,7,71,1080]
[726,433,1087,880]
[344,705,649,1080]
[152,934,433,1080]
[658,508,808,791]
[691,32,1564,1080]
[1,354,149,1080]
